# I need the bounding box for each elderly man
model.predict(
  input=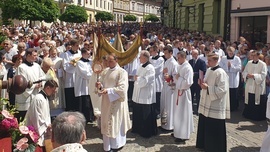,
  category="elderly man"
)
[51,112,87,152]
[189,49,206,113]
[0,39,18,69]
[132,50,157,138]
[97,53,131,152]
